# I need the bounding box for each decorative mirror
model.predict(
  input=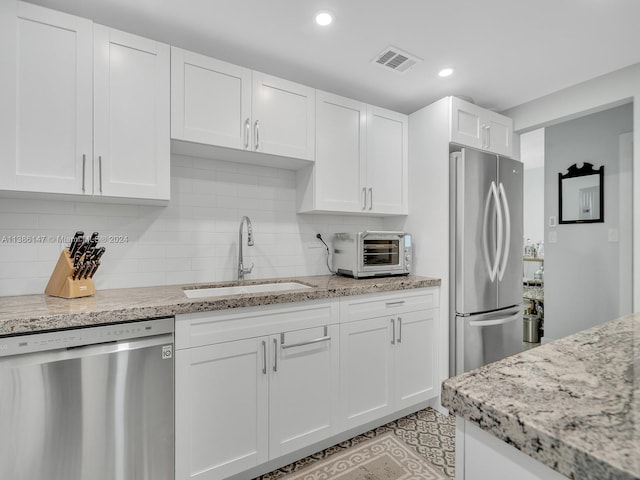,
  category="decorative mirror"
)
[558,162,604,224]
